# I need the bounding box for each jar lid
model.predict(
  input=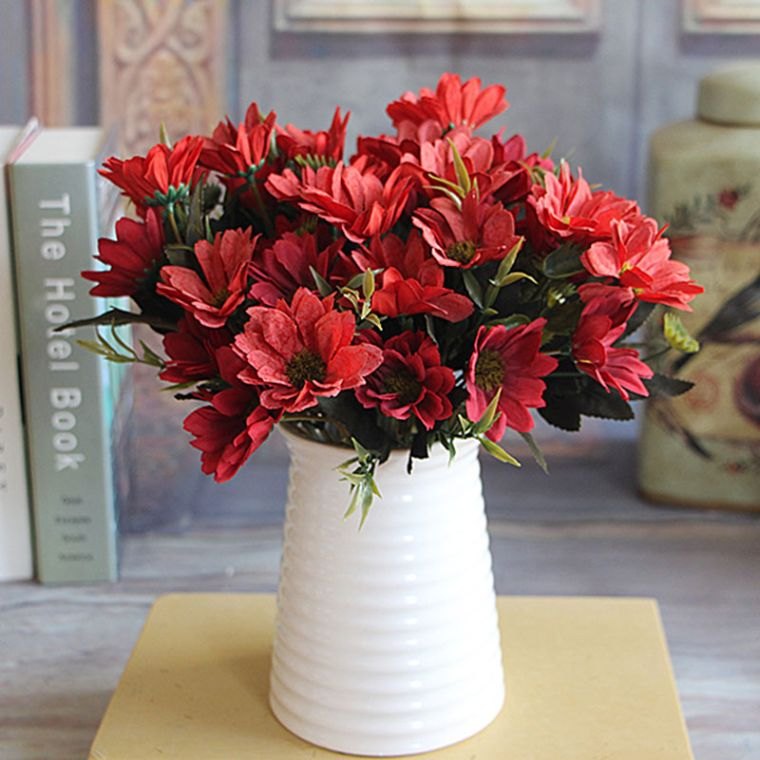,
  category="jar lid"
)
[698,64,760,126]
